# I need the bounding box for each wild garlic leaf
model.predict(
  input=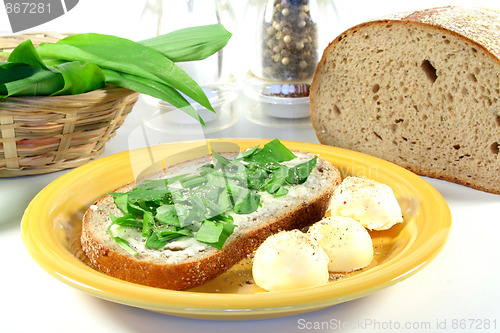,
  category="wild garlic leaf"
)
[1,39,105,97]
[196,220,236,250]
[245,138,296,166]
[218,188,233,212]
[264,176,287,195]
[233,190,261,214]
[139,24,232,62]
[126,187,170,203]
[274,186,289,197]
[102,68,205,126]
[109,213,143,229]
[142,211,154,238]
[0,66,63,97]
[8,39,49,70]
[286,156,318,185]
[111,236,138,256]
[211,150,233,169]
[0,62,36,84]
[51,61,105,95]
[155,205,181,227]
[139,179,169,190]
[240,145,260,159]
[212,222,236,250]
[195,220,222,244]
[145,228,191,249]
[112,193,129,214]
